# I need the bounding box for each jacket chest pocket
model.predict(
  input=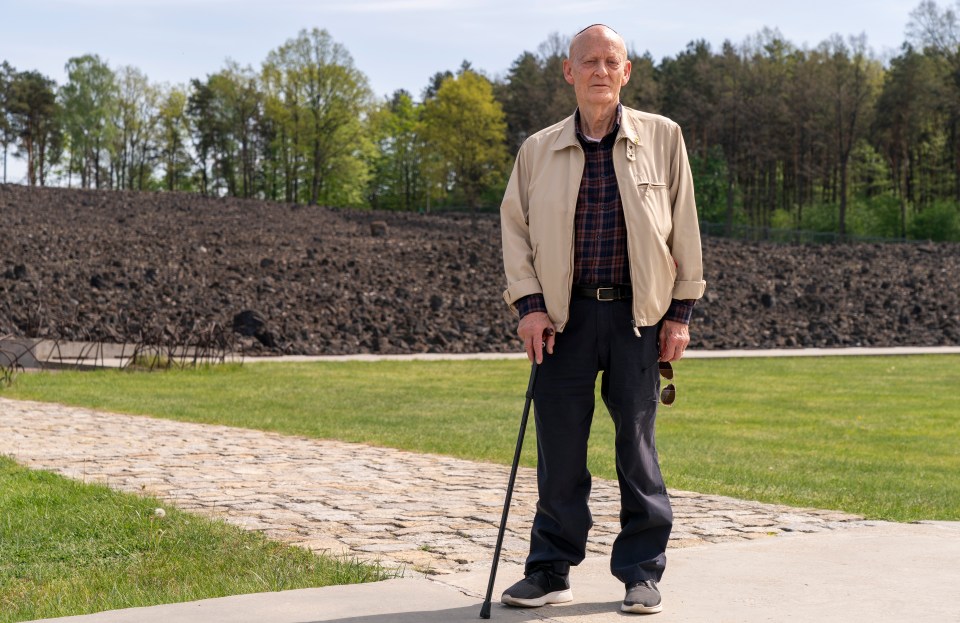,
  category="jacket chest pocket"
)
[635,180,671,239]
